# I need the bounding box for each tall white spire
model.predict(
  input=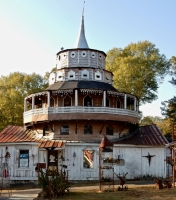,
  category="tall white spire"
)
[74,2,89,49]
